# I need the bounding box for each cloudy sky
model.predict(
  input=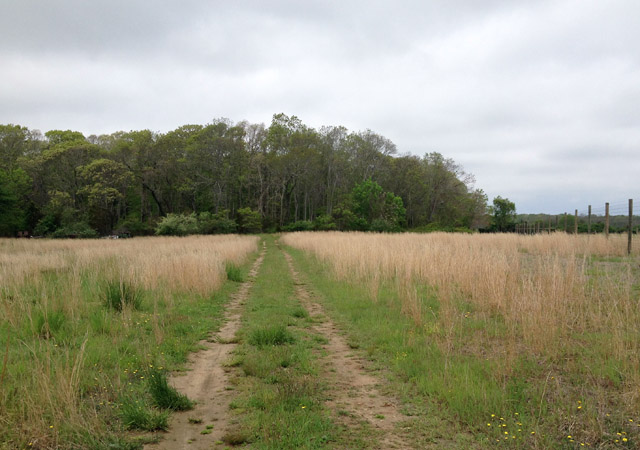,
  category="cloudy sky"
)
[1,0,639,213]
